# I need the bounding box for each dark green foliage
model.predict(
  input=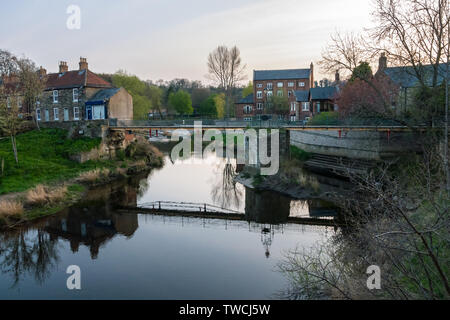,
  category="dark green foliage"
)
[290,146,312,162]
[350,62,373,82]
[198,96,218,118]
